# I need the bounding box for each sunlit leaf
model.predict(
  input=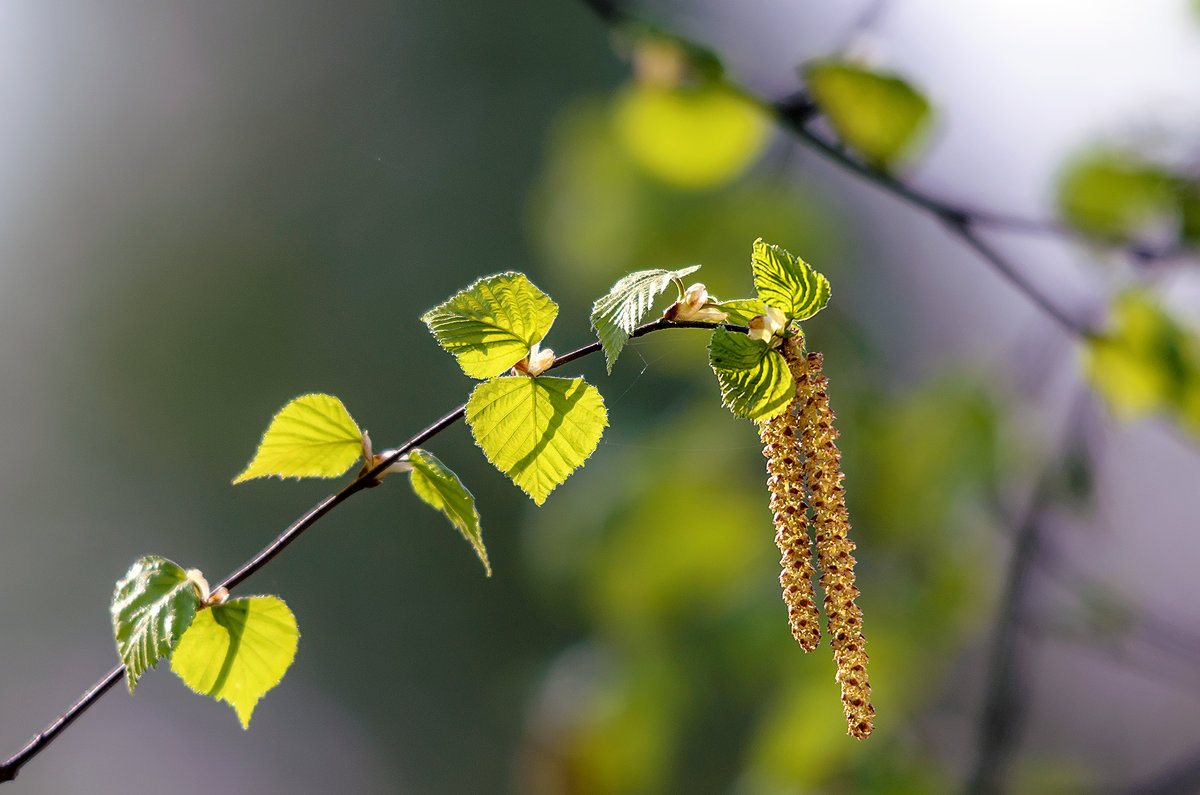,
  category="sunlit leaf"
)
[422,272,559,379]
[805,60,931,168]
[751,238,830,322]
[1085,290,1200,435]
[171,595,299,729]
[408,448,490,575]
[713,298,767,327]
[708,328,794,420]
[1058,152,1178,243]
[466,376,608,505]
[112,556,201,691]
[613,83,768,188]
[591,265,702,372]
[233,394,363,483]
